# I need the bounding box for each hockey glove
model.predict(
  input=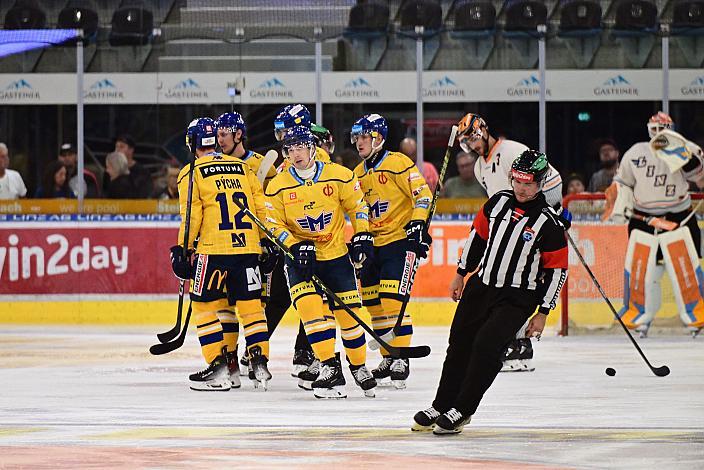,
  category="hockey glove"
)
[350,232,374,269]
[557,207,572,230]
[169,245,192,281]
[291,240,316,282]
[405,220,431,259]
[259,238,279,274]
